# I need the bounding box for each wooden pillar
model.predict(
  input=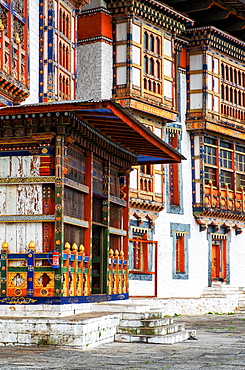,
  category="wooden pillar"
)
[122,171,129,295]
[102,160,110,294]
[54,134,65,297]
[27,241,35,297]
[0,241,8,297]
[122,172,129,259]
